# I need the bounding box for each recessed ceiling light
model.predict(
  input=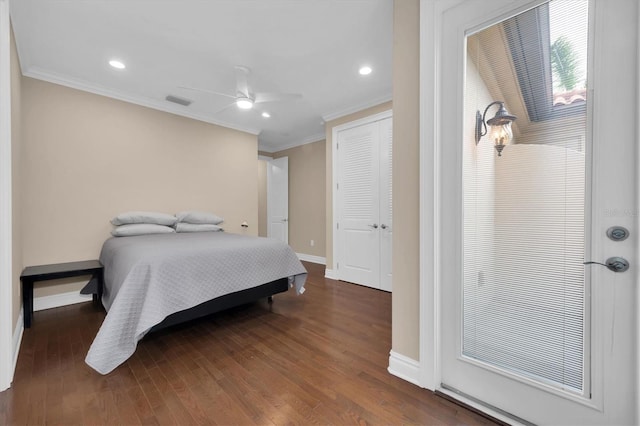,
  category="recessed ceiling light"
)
[109,59,125,69]
[359,65,372,76]
[236,98,254,110]
[262,112,271,118]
